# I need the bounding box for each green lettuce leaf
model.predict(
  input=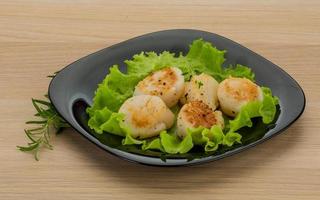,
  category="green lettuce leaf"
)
[159,131,194,154]
[186,39,225,74]
[125,39,226,81]
[228,86,279,133]
[120,123,166,152]
[121,131,192,153]
[100,113,125,136]
[220,64,255,81]
[125,51,195,81]
[223,132,242,147]
[87,107,113,134]
[87,106,125,136]
[87,65,141,114]
[187,125,226,151]
[142,138,164,152]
